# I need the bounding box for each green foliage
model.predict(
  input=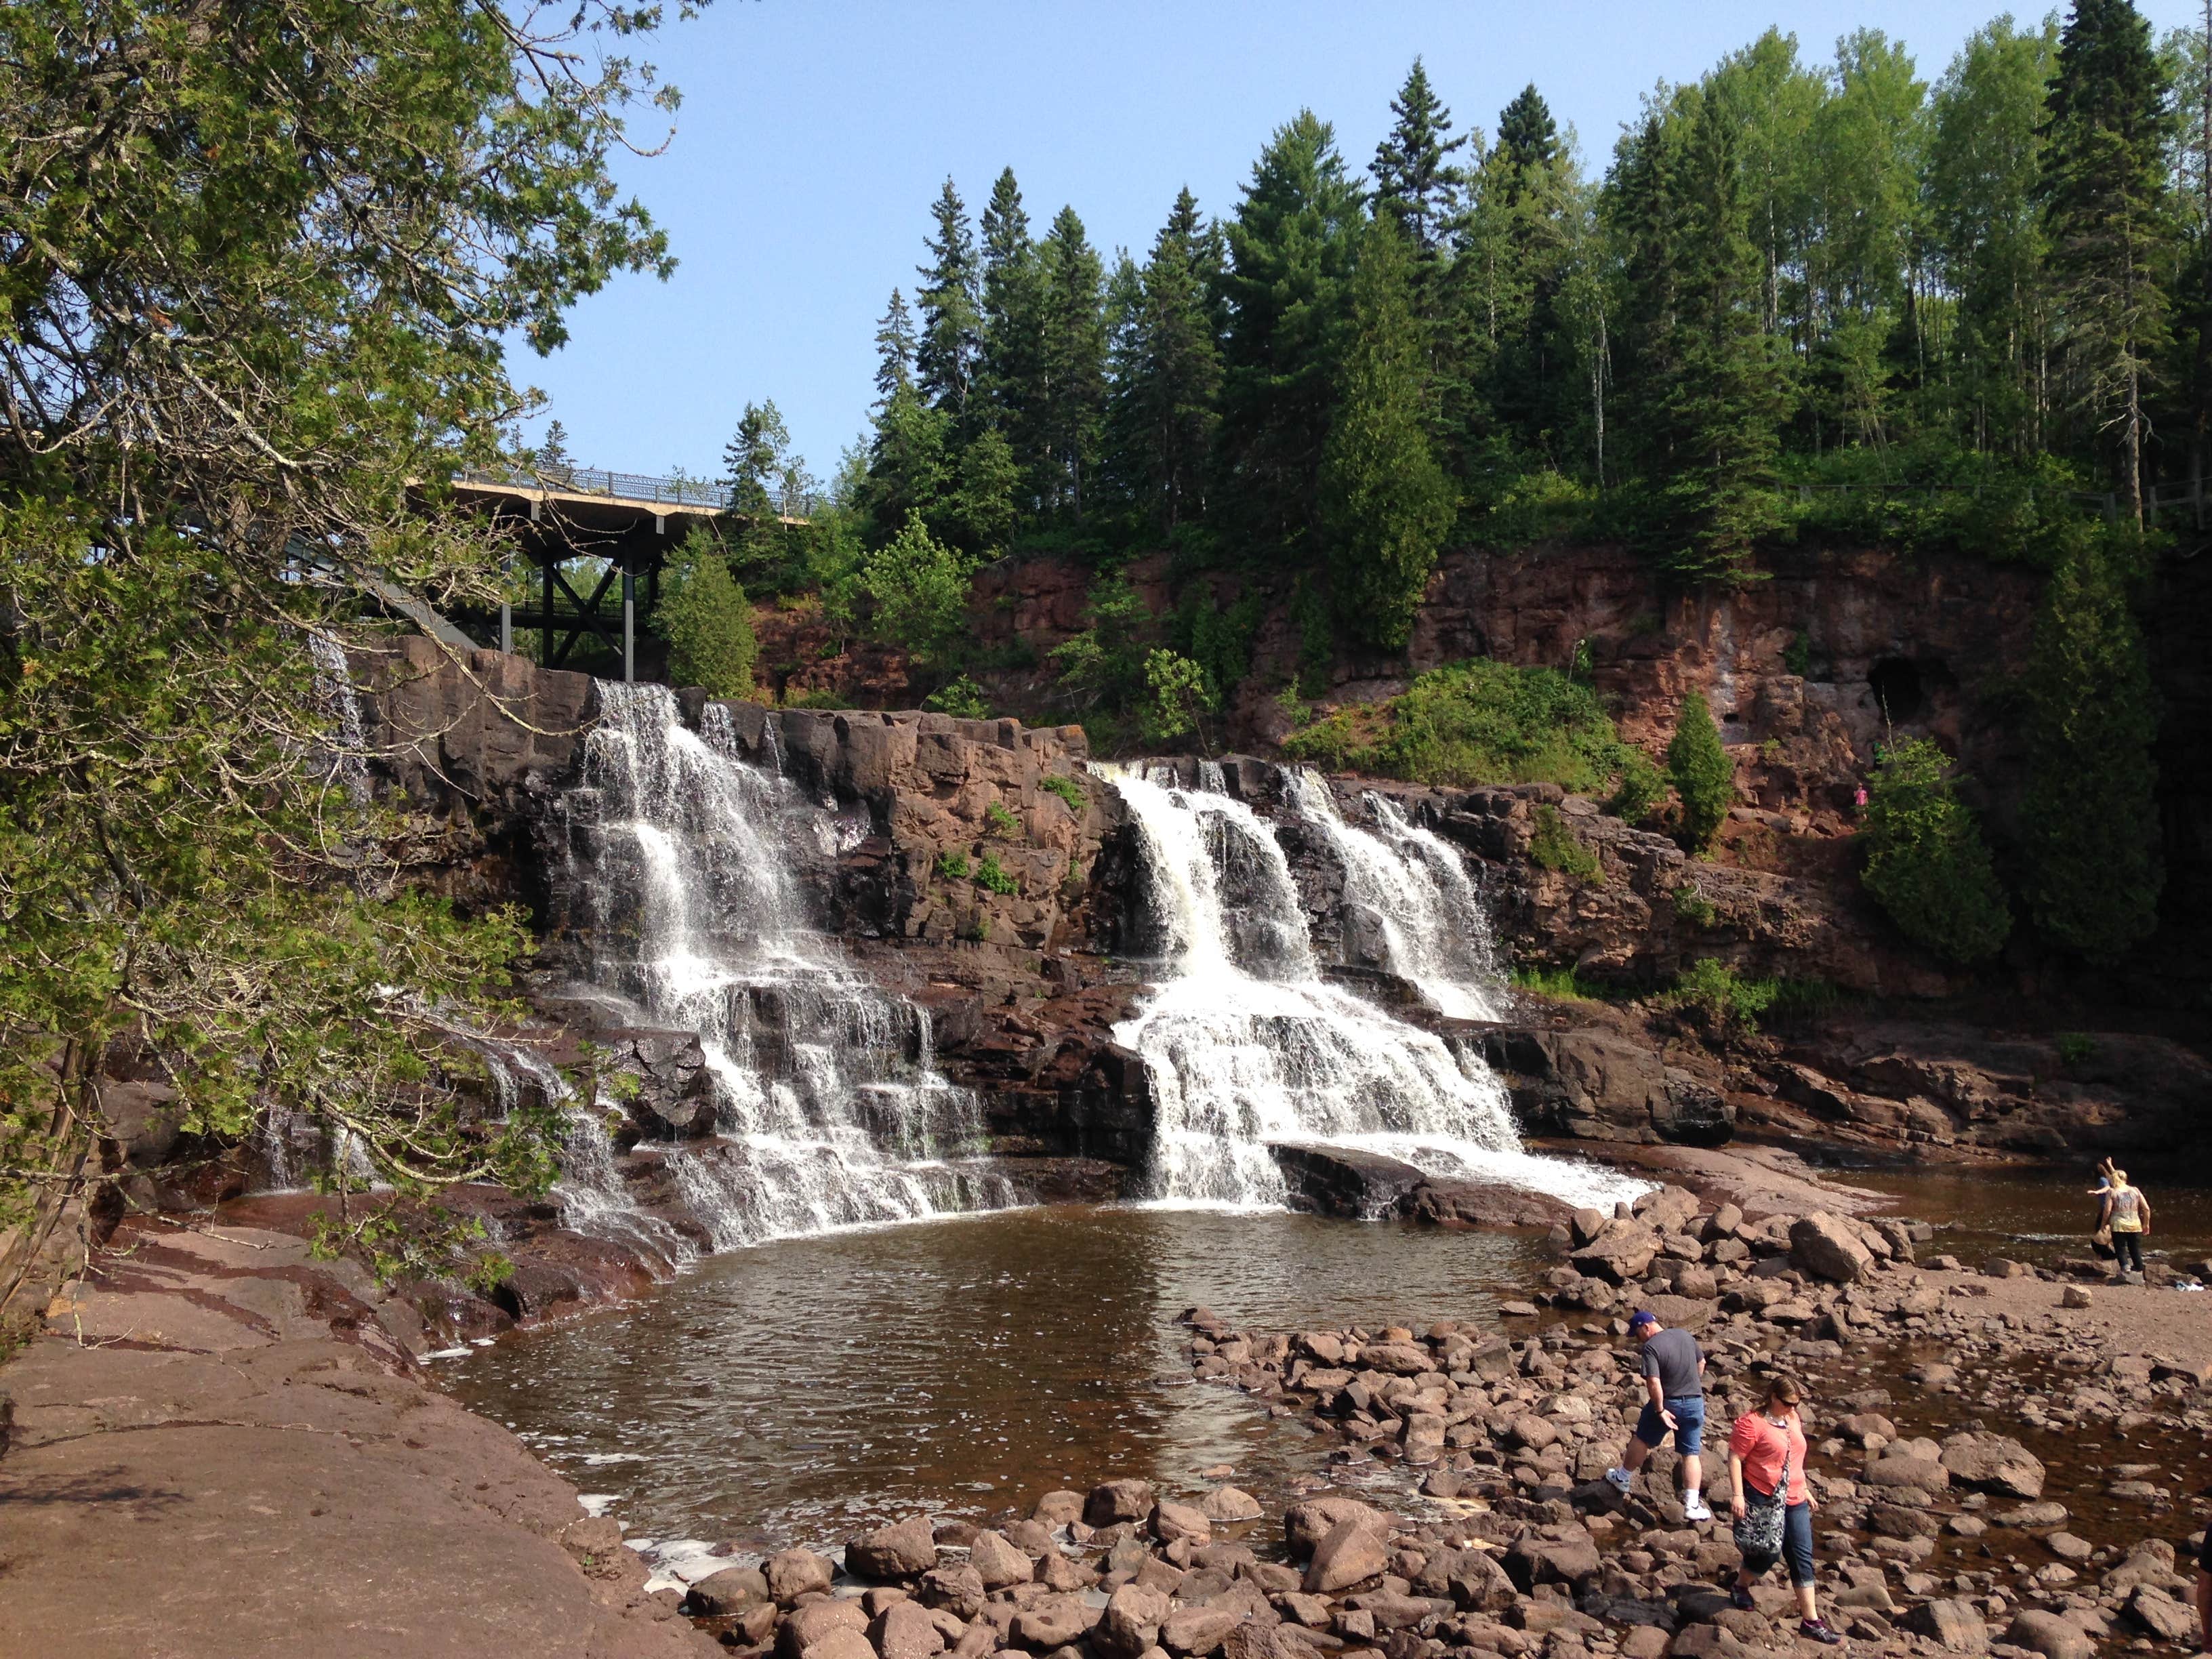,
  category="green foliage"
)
[1605,751,1666,825]
[1783,632,1812,677]
[1319,216,1456,649]
[1050,571,1152,712]
[1510,965,1606,1003]
[1528,806,1603,883]
[1671,885,1721,927]
[1139,651,1216,746]
[655,529,758,699]
[2018,535,2163,960]
[973,853,1019,895]
[2055,1031,2099,1066]
[1282,659,1641,794]
[0,0,676,1296]
[935,851,971,882]
[983,801,1021,838]
[862,512,976,669]
[1040,775,1086,813]
[1176,589,1264,706]
[1666,960,1840,1038]
[922,676,991,719]
[1665,692,1735,850]
[1859,738,2012,964]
